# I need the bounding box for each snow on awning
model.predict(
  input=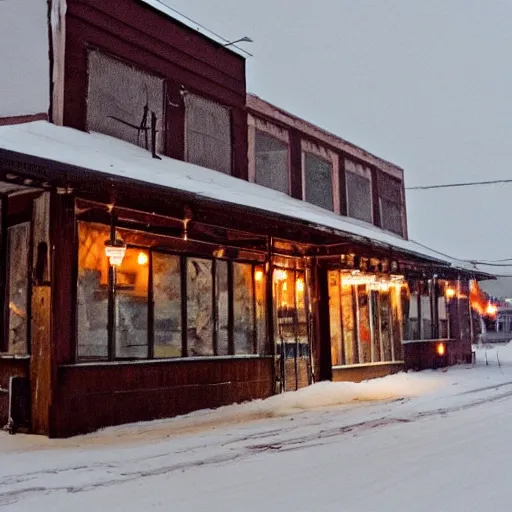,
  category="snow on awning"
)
[0,121,490,275]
